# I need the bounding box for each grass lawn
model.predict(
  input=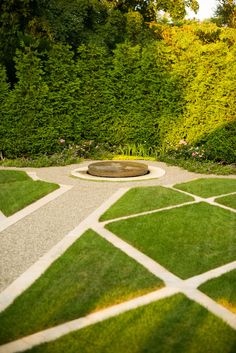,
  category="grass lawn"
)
[199,270,236,314]
[0,230,163,345]
[100,186,193,221]
[215,194,236,210]
[0,170,59,216]
[0,170,30,183]
[26,294,236,353]
[174,178,236,198]
[106,202,236,279]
